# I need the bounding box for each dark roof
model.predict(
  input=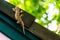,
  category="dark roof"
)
[0,0,60,40]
